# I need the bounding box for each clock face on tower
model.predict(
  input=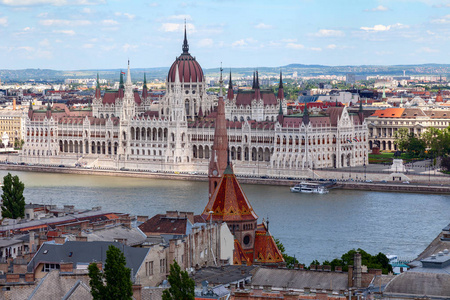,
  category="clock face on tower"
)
[213,170,218,176]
